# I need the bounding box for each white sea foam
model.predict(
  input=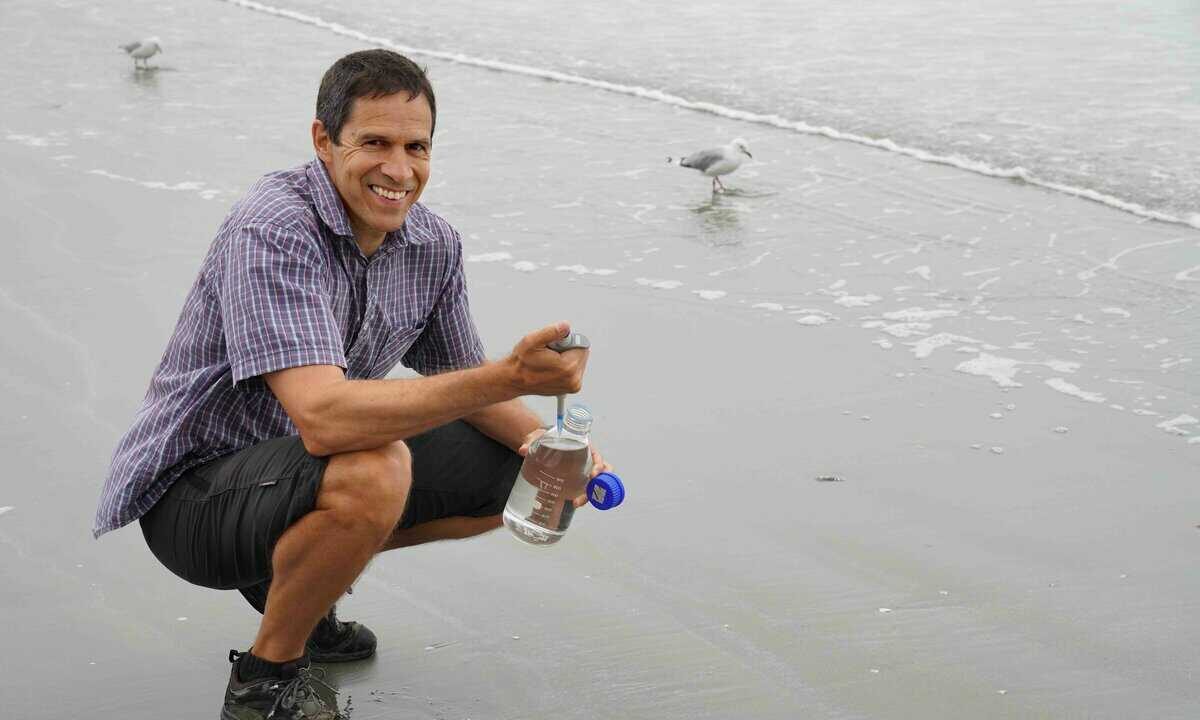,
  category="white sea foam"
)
[955,354,1023,388]
[635,278,683,290]
[0,506,12,517]
[218,0,1200,231]
[693,290,726,301]
[795,315,830,326]
[834,294,882,308]
[708,251,773,277]
[467,251,512,263]
[862,320,931,338]
[751,302,784,311]
[1157,415,1198,436]
[6,133,67,148]
[511,261,538,272]
[1077,238,1187,281]
[882,307,959,322]
[1101,307,1132,318]
[962,267,1002,277]
[1041,359,1080,373]
[908,333,980,359]
[555,264,617,276]
[1045,378,1106,403]
[87,169,224,200]
[907,266,933,281]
